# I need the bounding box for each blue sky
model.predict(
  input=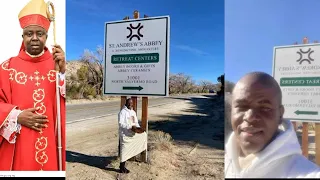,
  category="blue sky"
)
[226,0,320,83]
[66,0,224,84]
